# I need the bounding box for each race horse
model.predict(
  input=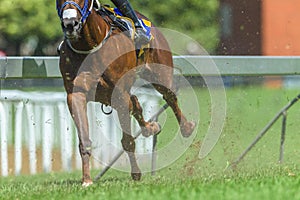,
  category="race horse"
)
[56,0,195,186]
